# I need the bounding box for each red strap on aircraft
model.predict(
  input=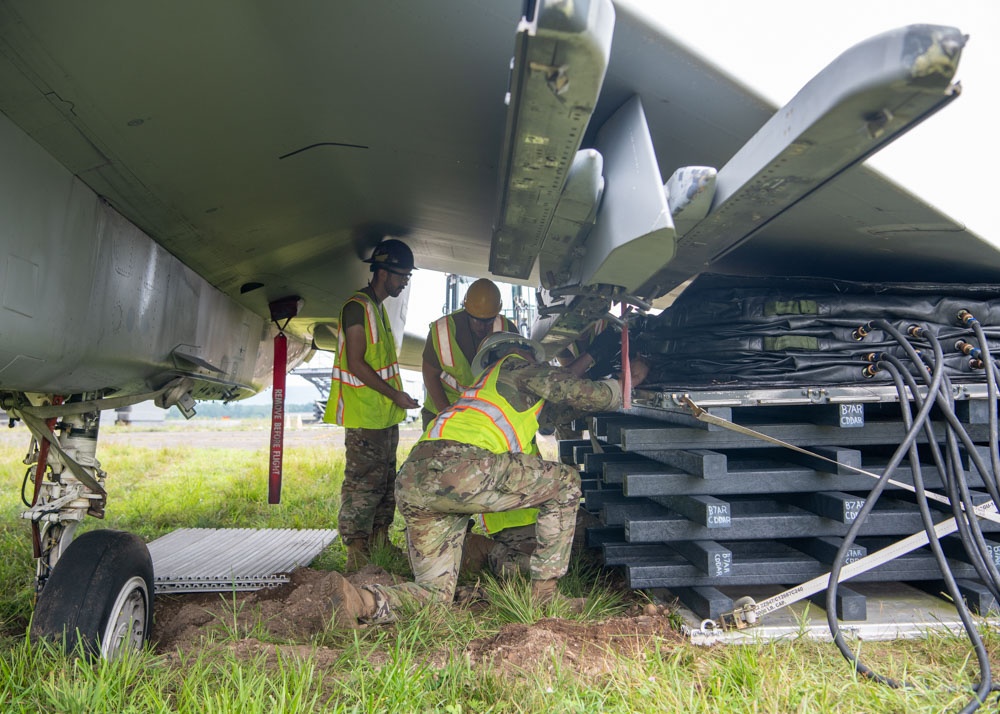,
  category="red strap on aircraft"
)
[31,394,63,557]
[269,333,287,504]
[265,296,302,506]
[621,305,631,410]
[31,395,63,506]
